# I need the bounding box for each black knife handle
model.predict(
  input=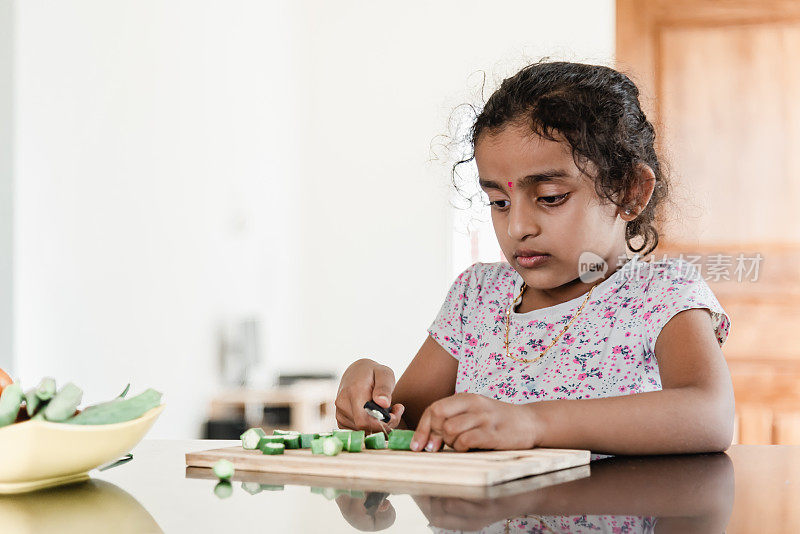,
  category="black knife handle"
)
[363,400,391,423]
